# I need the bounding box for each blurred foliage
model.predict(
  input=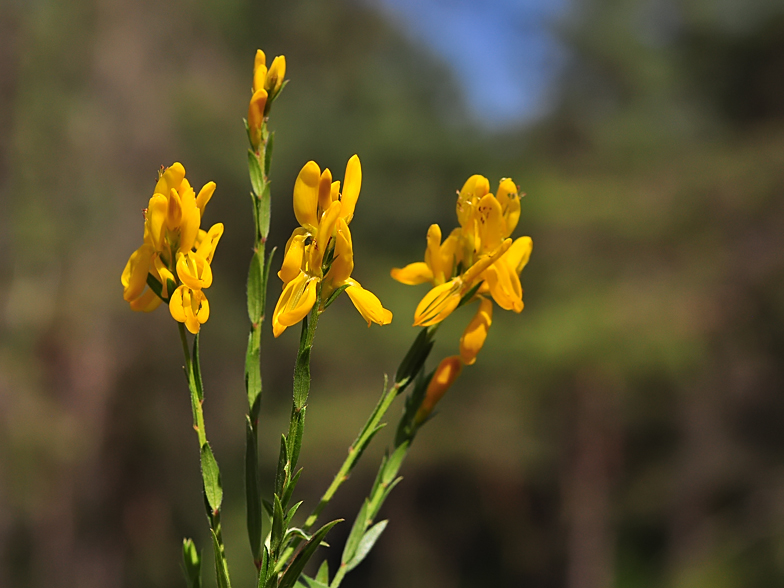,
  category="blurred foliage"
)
[1,0,784,587]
